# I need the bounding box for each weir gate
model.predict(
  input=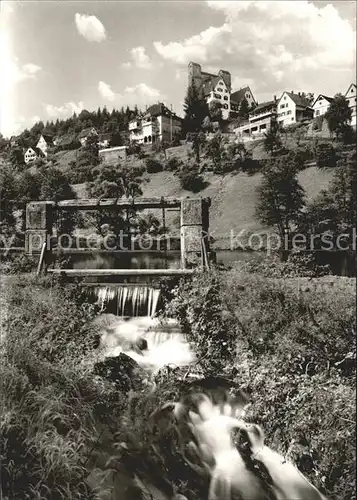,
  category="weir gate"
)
[25,196,212,283]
